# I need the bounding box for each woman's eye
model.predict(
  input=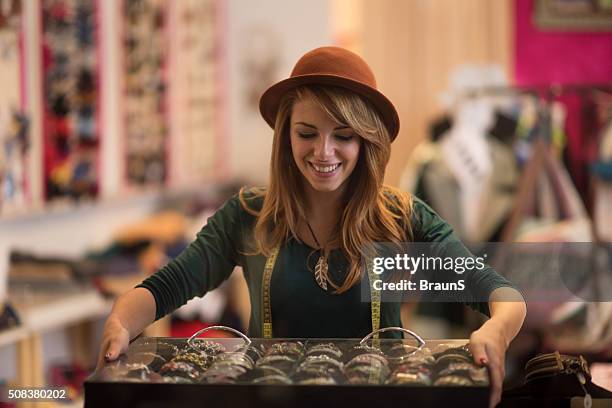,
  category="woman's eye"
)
[335,134,353,141]
[298,132,316,139]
